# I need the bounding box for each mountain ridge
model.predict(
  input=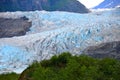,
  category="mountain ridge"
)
[0,0,89,13]
[94,0,120,8]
